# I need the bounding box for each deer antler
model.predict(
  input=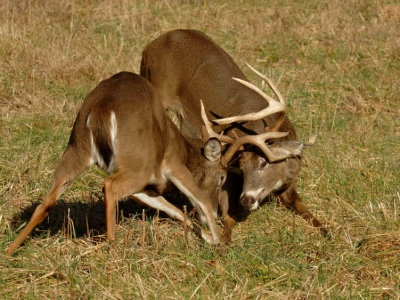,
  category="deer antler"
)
[245,63,286,132]
[221,131,289,167]
[200,67,295,166]
[245,63,285,104]
[211,77,285,125]
[200,100,235,144]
